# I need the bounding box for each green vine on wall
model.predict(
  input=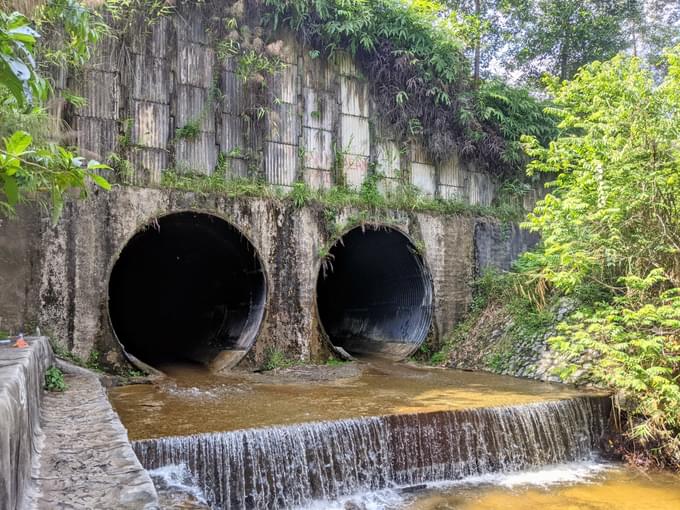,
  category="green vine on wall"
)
[260,0,557,178]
